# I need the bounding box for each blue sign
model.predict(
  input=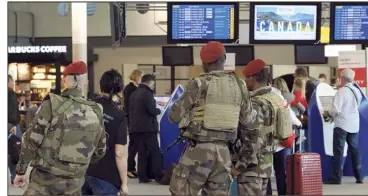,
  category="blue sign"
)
[334,5,368,41]
[159,85,185,169]
[171,4,235,40]
[57,3,96,16]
